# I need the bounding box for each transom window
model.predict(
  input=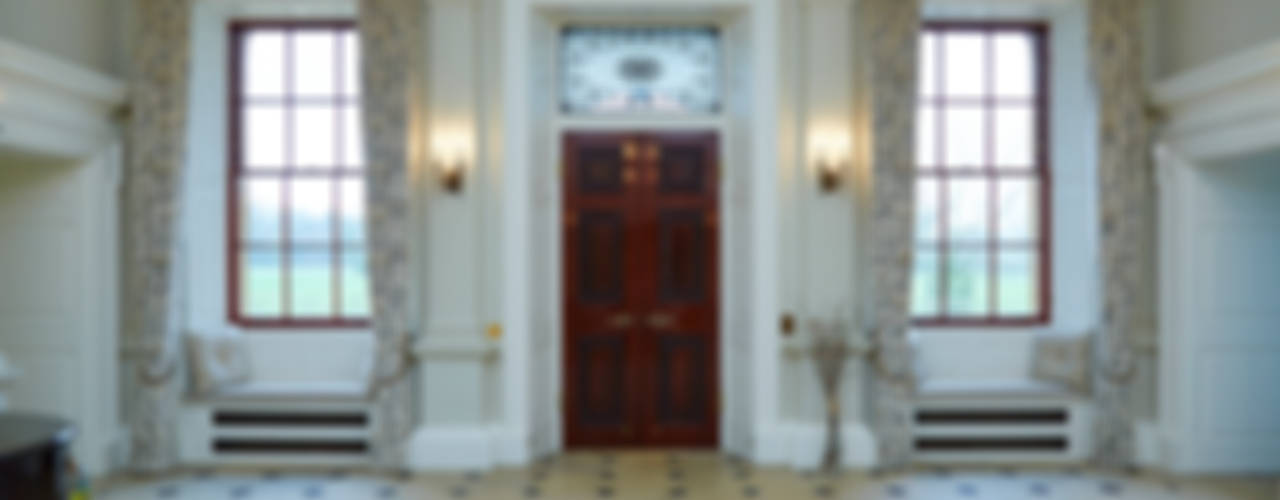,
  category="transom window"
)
[912,22,1051,326]
[229,21,370,327]
[560,26,722,114]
